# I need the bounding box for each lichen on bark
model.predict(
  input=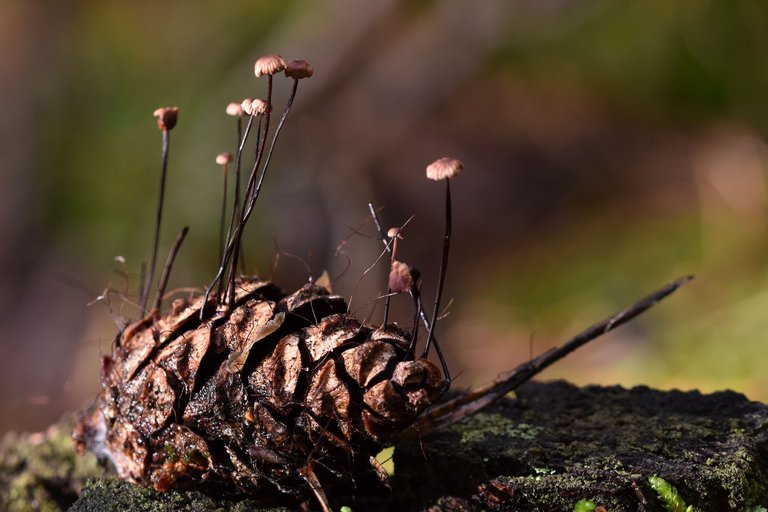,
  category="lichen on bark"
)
[393,380,768,511]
